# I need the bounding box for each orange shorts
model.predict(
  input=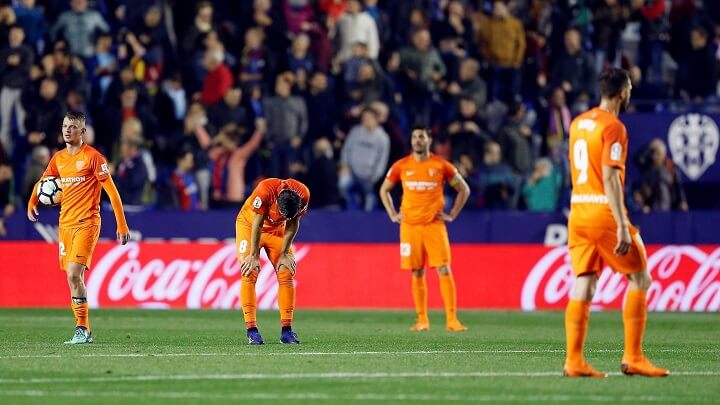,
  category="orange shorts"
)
[235,221,295,269]
[399,220,451,270]
[568,224,647,276]
[58,225,100,271]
